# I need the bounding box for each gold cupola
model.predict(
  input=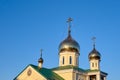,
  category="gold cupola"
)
[59,18,80,54]
[58,18,80,67]
[88,37,101,60]
[59,31,80,53]
[89,47,101,60]
[88,37,101,70]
